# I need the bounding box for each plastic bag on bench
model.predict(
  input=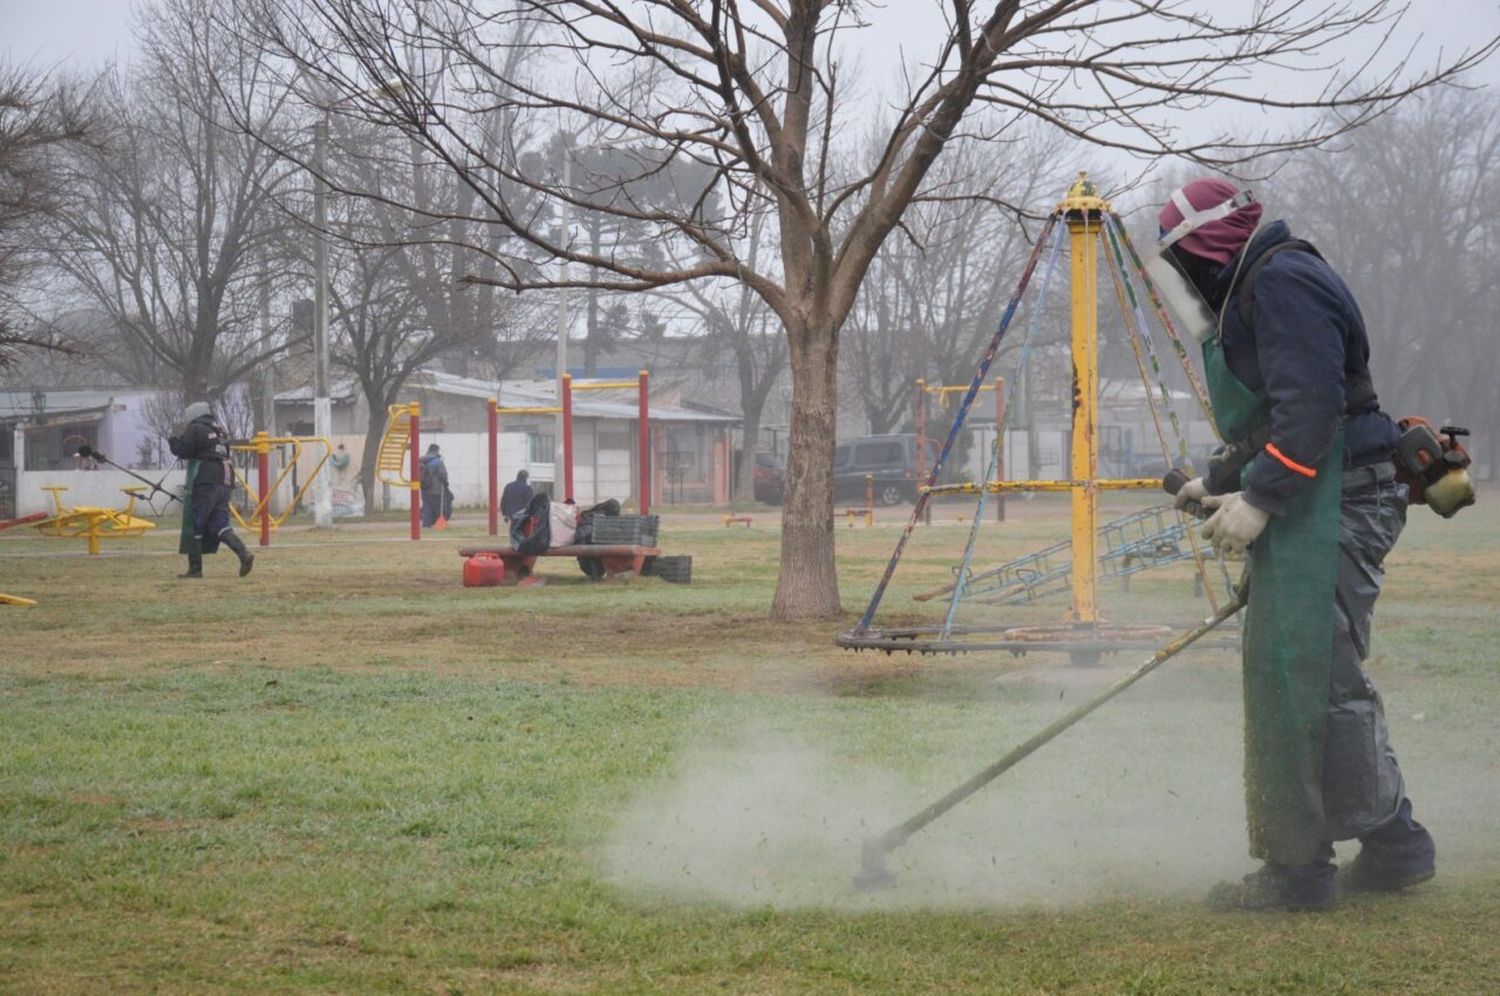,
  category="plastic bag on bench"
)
[510,492,551,555]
